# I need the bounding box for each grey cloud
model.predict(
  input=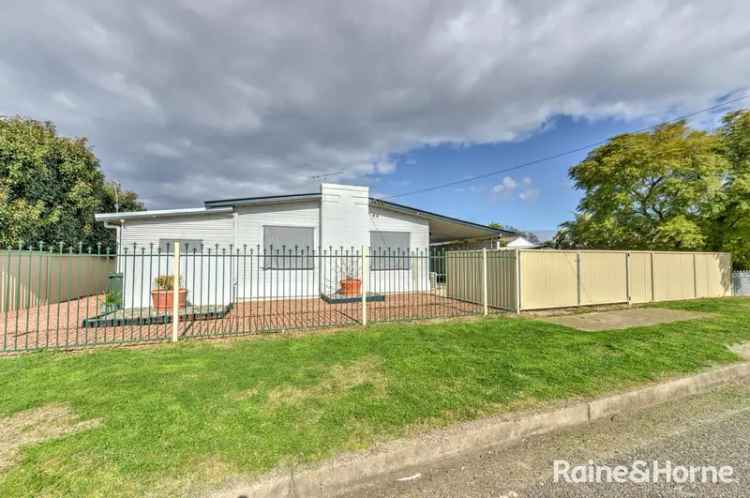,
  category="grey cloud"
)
[1,0,749,208]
